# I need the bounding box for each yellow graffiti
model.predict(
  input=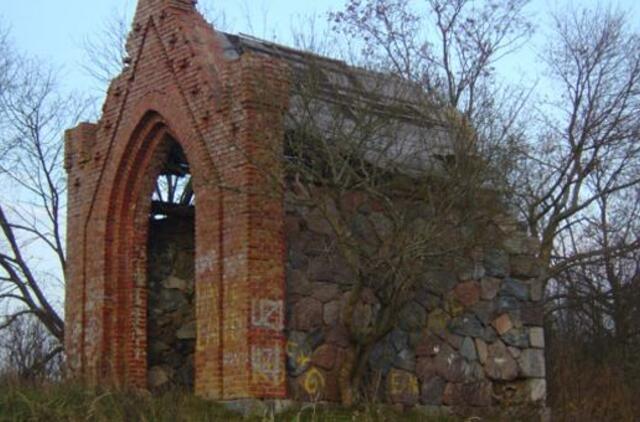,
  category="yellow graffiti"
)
[286,341,311,367]
[297,354,311,366]
[304,367,326,395]
[251,347,284,385]
[389,371,418,396]
[254,368,286,384]
[427,309,450,333]
[445,297,464,317]
[286,340,296,355]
